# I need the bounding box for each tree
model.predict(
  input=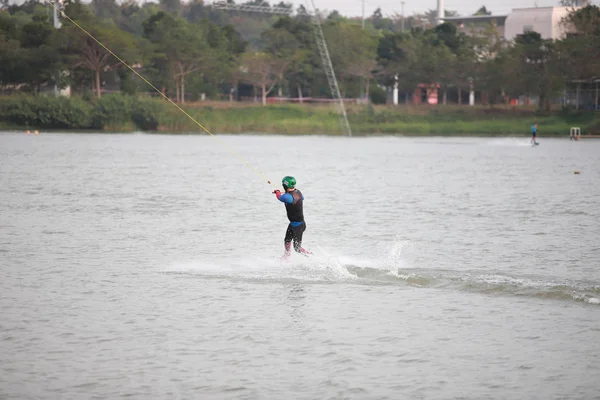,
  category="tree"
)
[560,0,590,6]
[508,32,562,110]
[261,26,301,96]
[185,0,209,23]
[6,0,40,15]
[347,57,377,101]
[556,5,600,108]
[65,19,140,97]
[143,12,214,103]
[219,24,248,101]
[473,6,492,16]
[376,31,420,103]
[90,0,120,21]
[434,22,466,53]
[0,12,65,92]
[268,16,321,99]
[240,51,289,105]
[562,4,600,38]
[21,17,64,91]
[120,0,139,17]
[0,33,27,88]
[326,10,343,23]
[160,0,181,16]
[371,8,383,20]
[117,1,160,35]
[324,21,378,97]
[410,30,455,101]
[469,21,506,105]
[62,0,92,21]
[366,7,396,31]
